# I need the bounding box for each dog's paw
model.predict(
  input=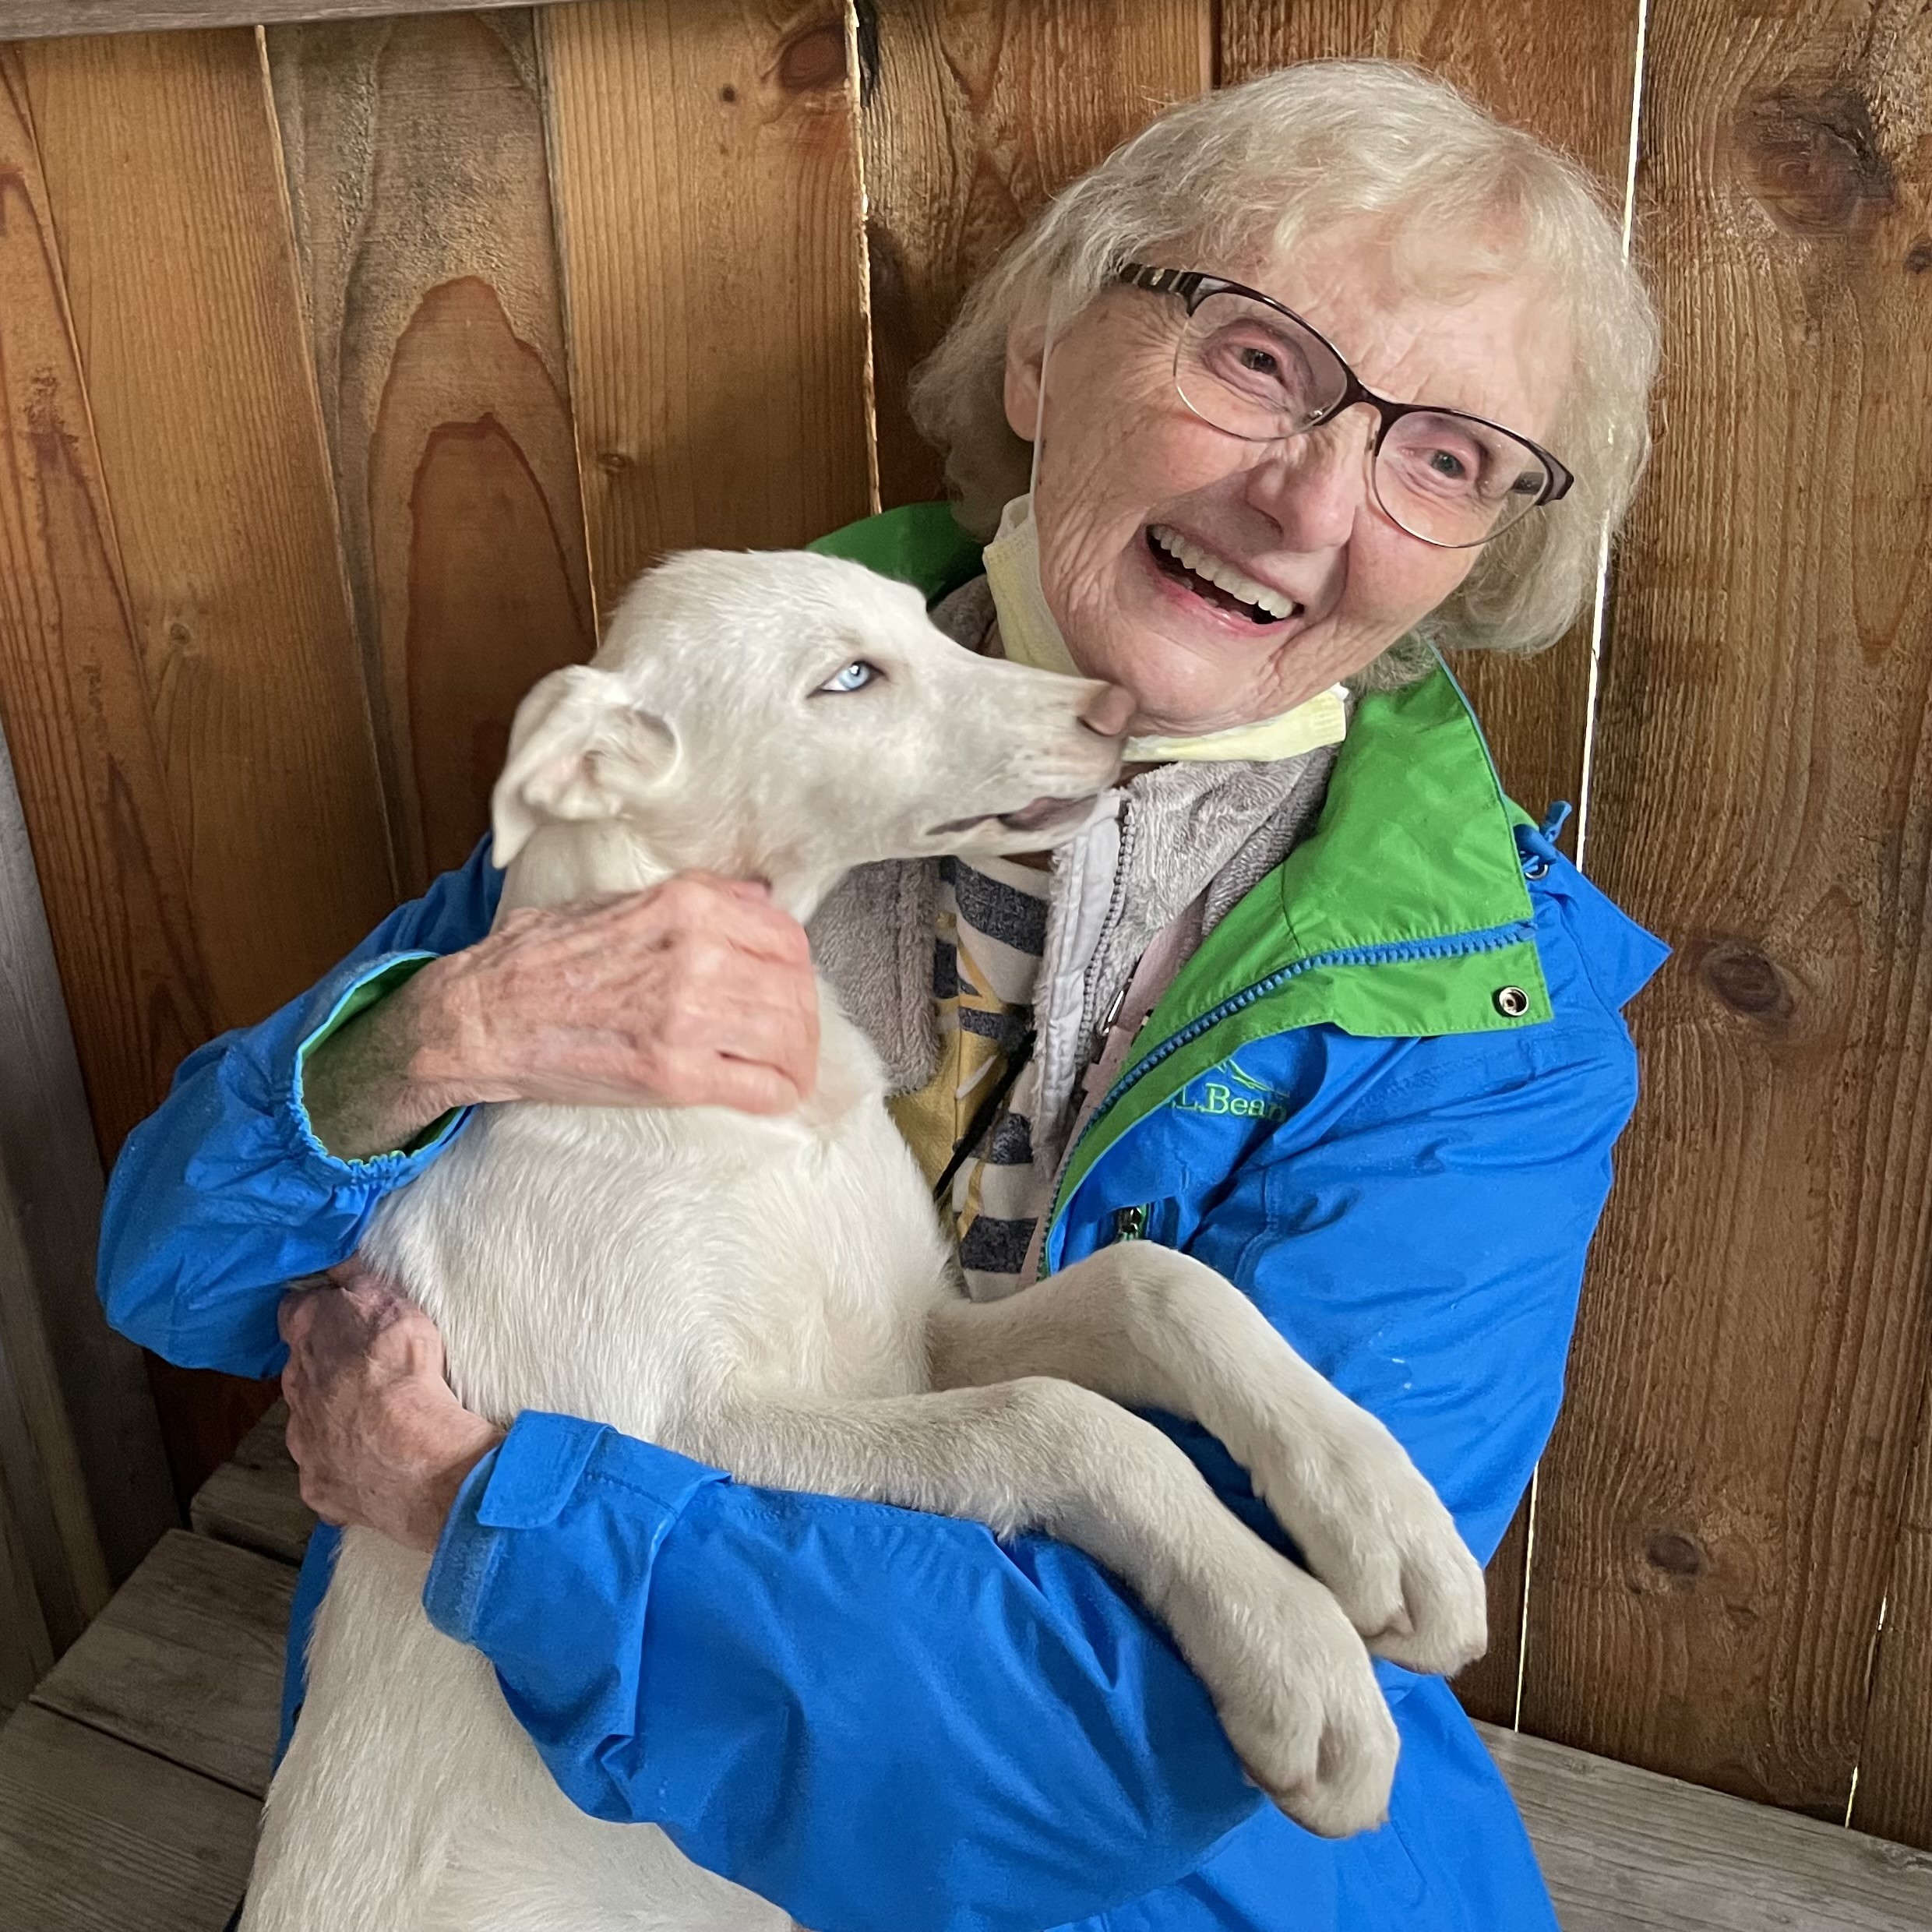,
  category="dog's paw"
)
[1166,1534,1398,1837]
[1248,1410,1488,1678]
